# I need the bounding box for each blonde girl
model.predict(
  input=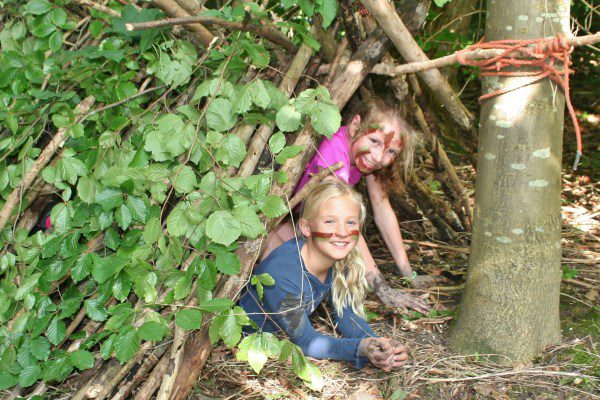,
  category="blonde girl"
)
[262,97,429,313]
[239,180,408,370]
